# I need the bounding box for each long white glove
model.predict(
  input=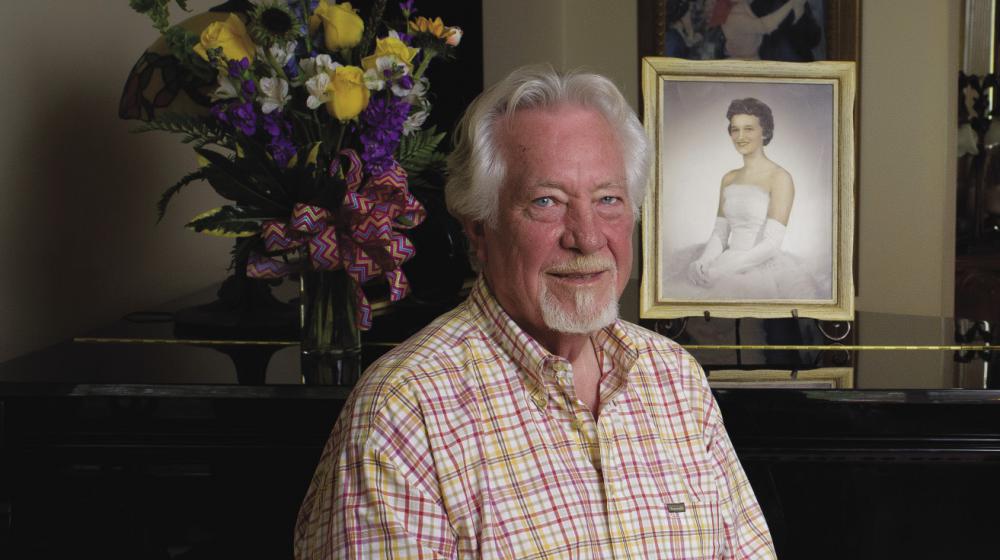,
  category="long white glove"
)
[688,216,730,286]
[754,0,806,33]
[705,218,786,282]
